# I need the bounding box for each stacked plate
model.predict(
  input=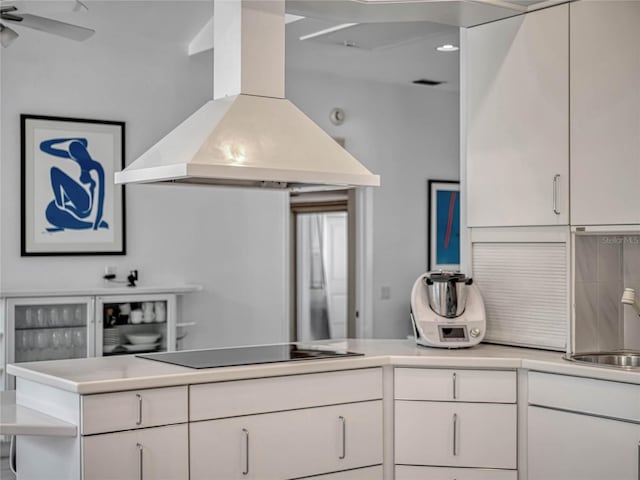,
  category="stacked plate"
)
[124,333,162,352]
[103,328,120,353]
